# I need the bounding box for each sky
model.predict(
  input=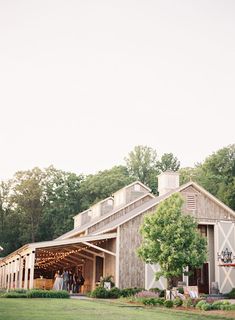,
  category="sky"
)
[0,0,234,180]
